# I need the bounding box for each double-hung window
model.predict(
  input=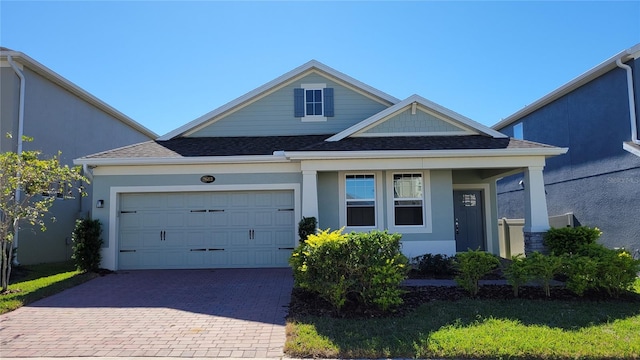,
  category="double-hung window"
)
[392,173,424,226]
[294,84,334,121]
[345,174,376,227]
